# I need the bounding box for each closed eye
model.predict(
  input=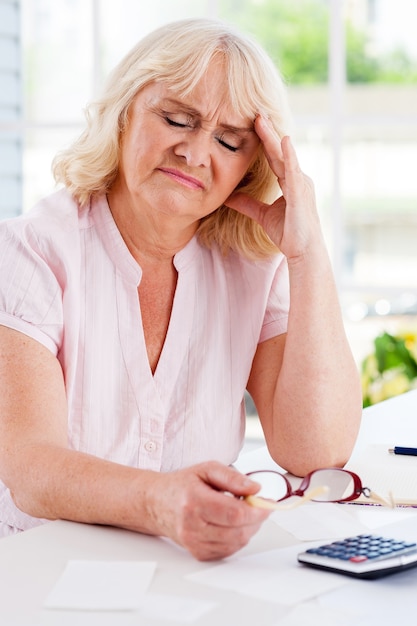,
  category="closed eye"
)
[165,115,241,152]
[217,137,239,152]
[165,116,190,128]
